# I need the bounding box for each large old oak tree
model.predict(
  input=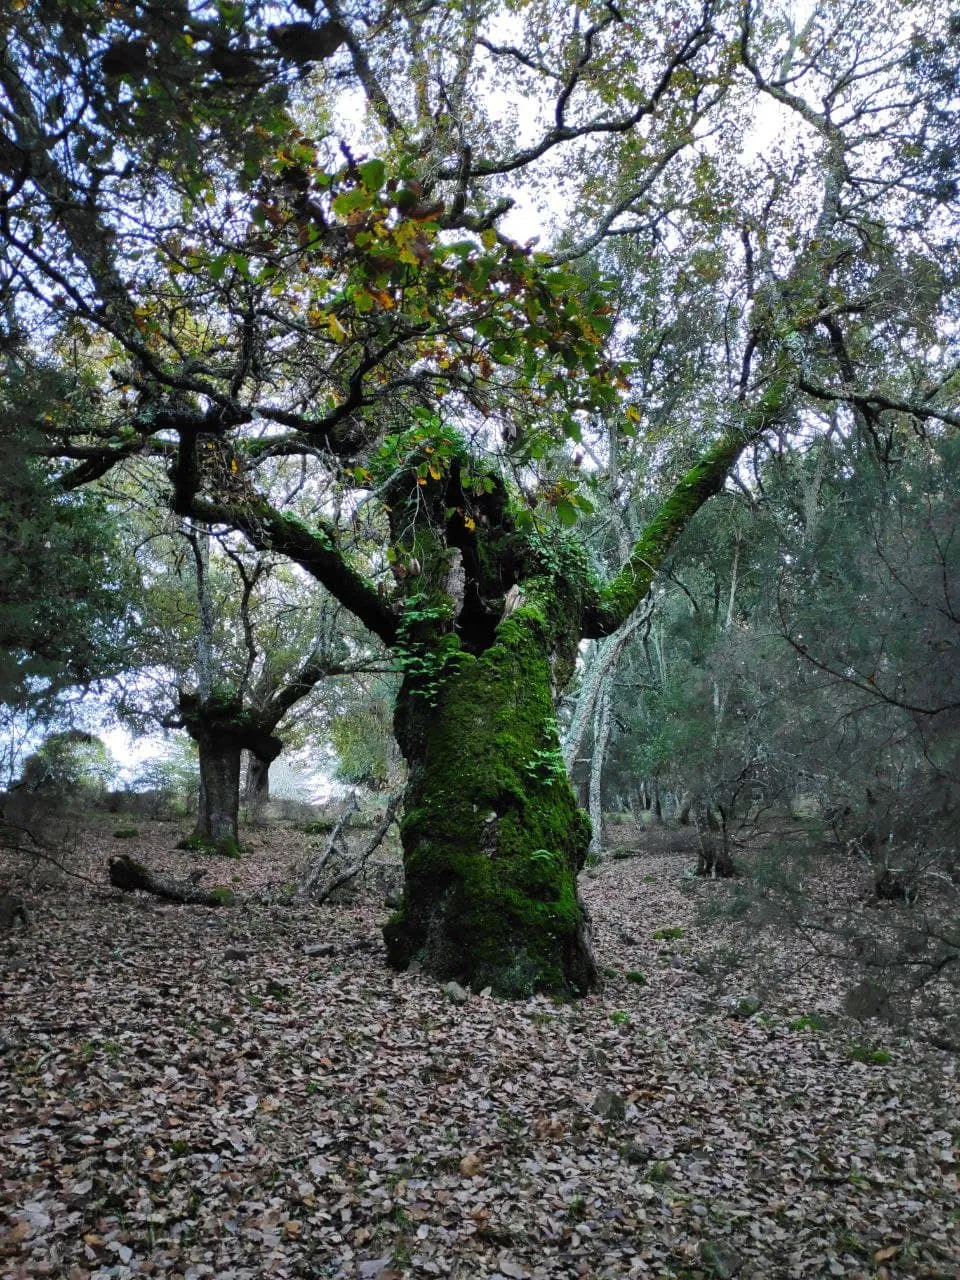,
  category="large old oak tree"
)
[1,0,956,993]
